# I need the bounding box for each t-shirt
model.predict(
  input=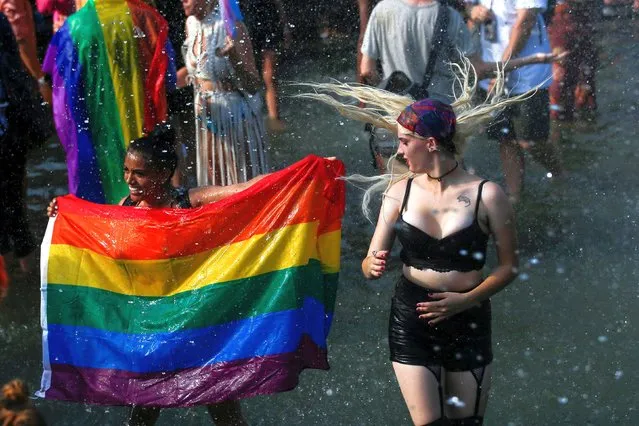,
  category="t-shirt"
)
[361,0,477,103]
[475,0,552,94]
